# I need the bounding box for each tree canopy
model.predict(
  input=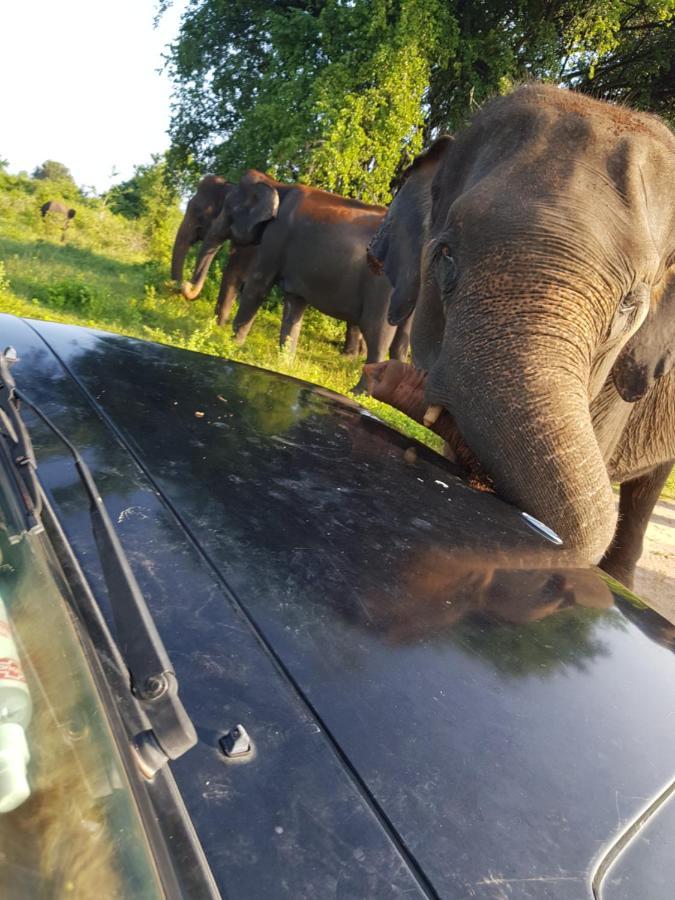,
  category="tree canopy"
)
[161,0,674,203]
[32,159,76,184]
